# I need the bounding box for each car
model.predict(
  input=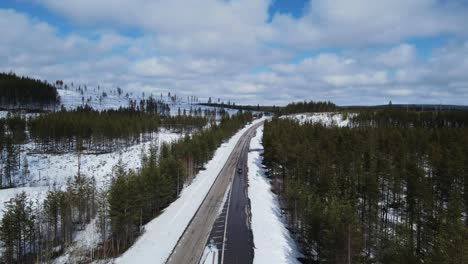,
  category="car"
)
[237,168,243,174]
